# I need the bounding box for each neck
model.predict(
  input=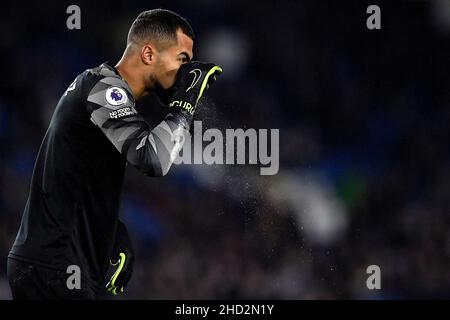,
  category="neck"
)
[115,54,147,100]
